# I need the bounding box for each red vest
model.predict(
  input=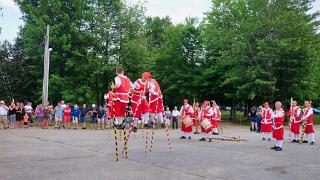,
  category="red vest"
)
[274,109,284,130]
[202,107,211,120]
[131,79,148,104]
[115,75,131,102]
[182,105,192,118]
[193,107,199,119]
[303,108,313,126]
[149,79,162,103]
[262,108,272,124]
[289,106,301,123]
[212,106,221,120]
